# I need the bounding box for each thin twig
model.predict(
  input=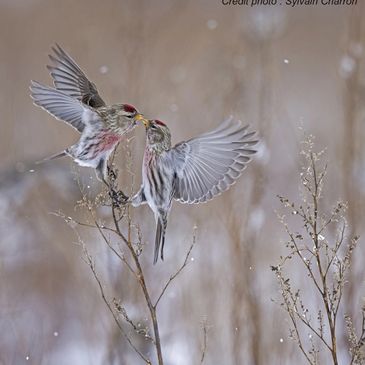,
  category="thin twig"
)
[113,298,155,343]
[93,218,136,277]
[82,246,151,364]
[200,320,208,364]
[154,242,194,308]
[111,201,164,365]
